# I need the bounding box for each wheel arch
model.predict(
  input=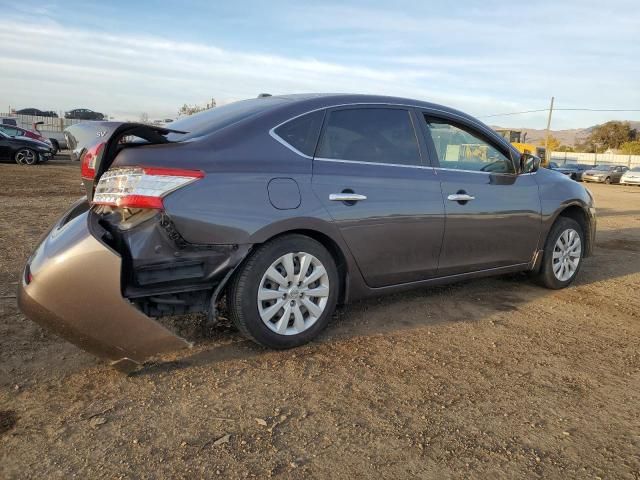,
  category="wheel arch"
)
[553,204,593,257]
[215,223,353,310]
